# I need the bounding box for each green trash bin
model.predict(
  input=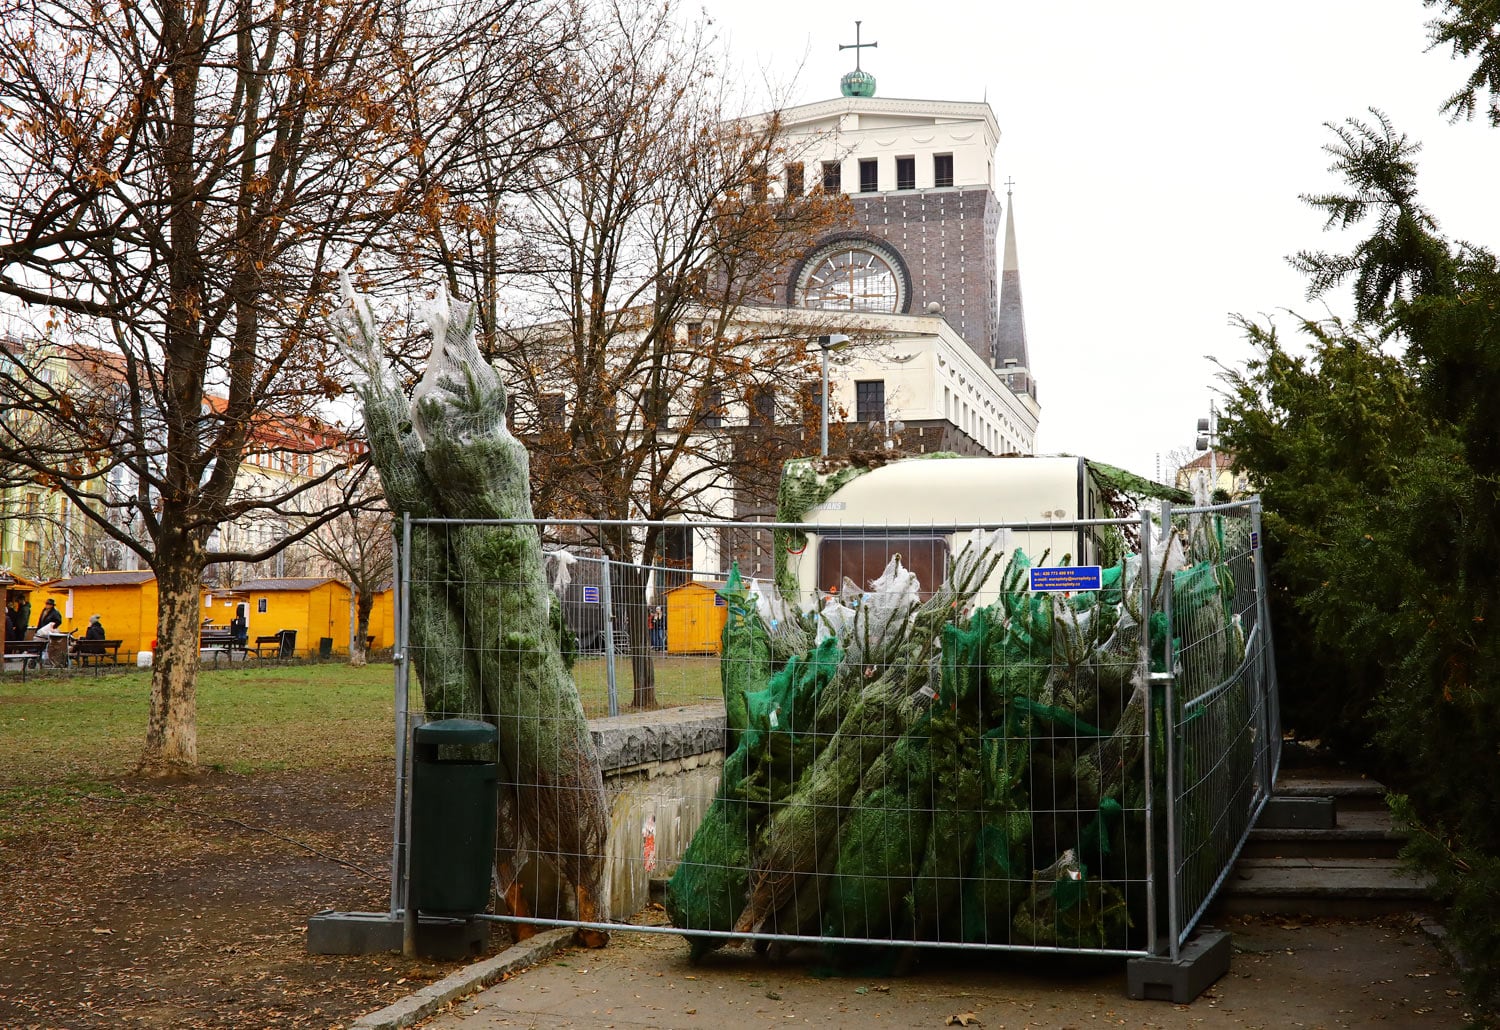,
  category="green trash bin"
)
[410,718,499,915]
